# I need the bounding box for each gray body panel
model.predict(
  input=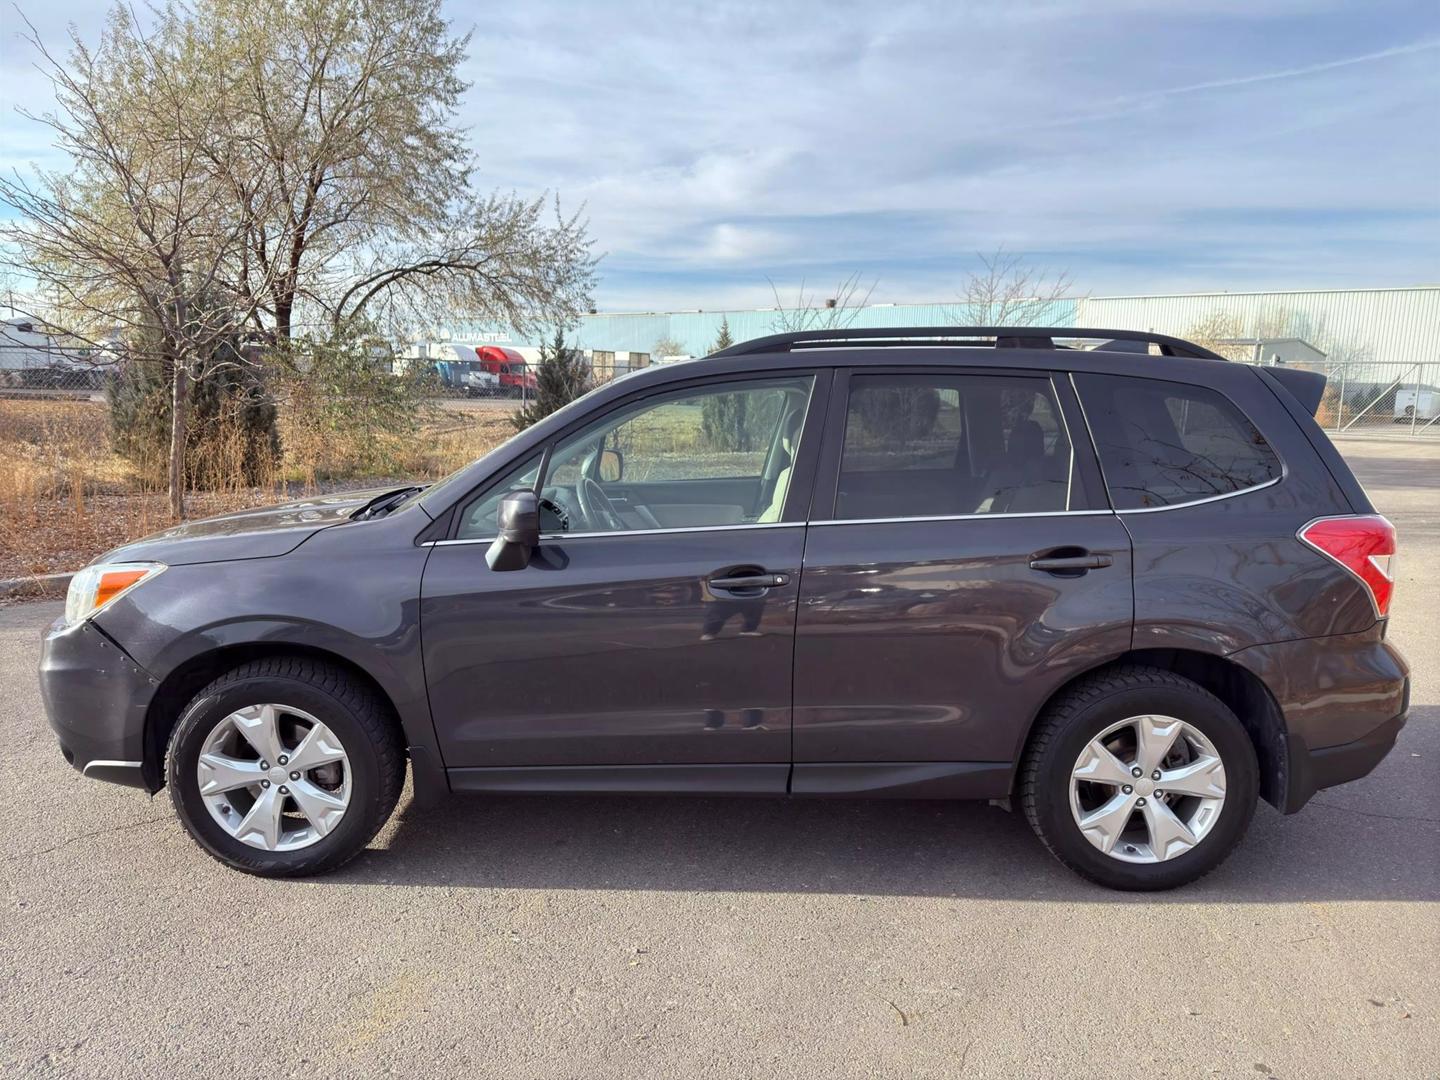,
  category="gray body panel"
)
[793,514,1134,763]
[420,526,805,767]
